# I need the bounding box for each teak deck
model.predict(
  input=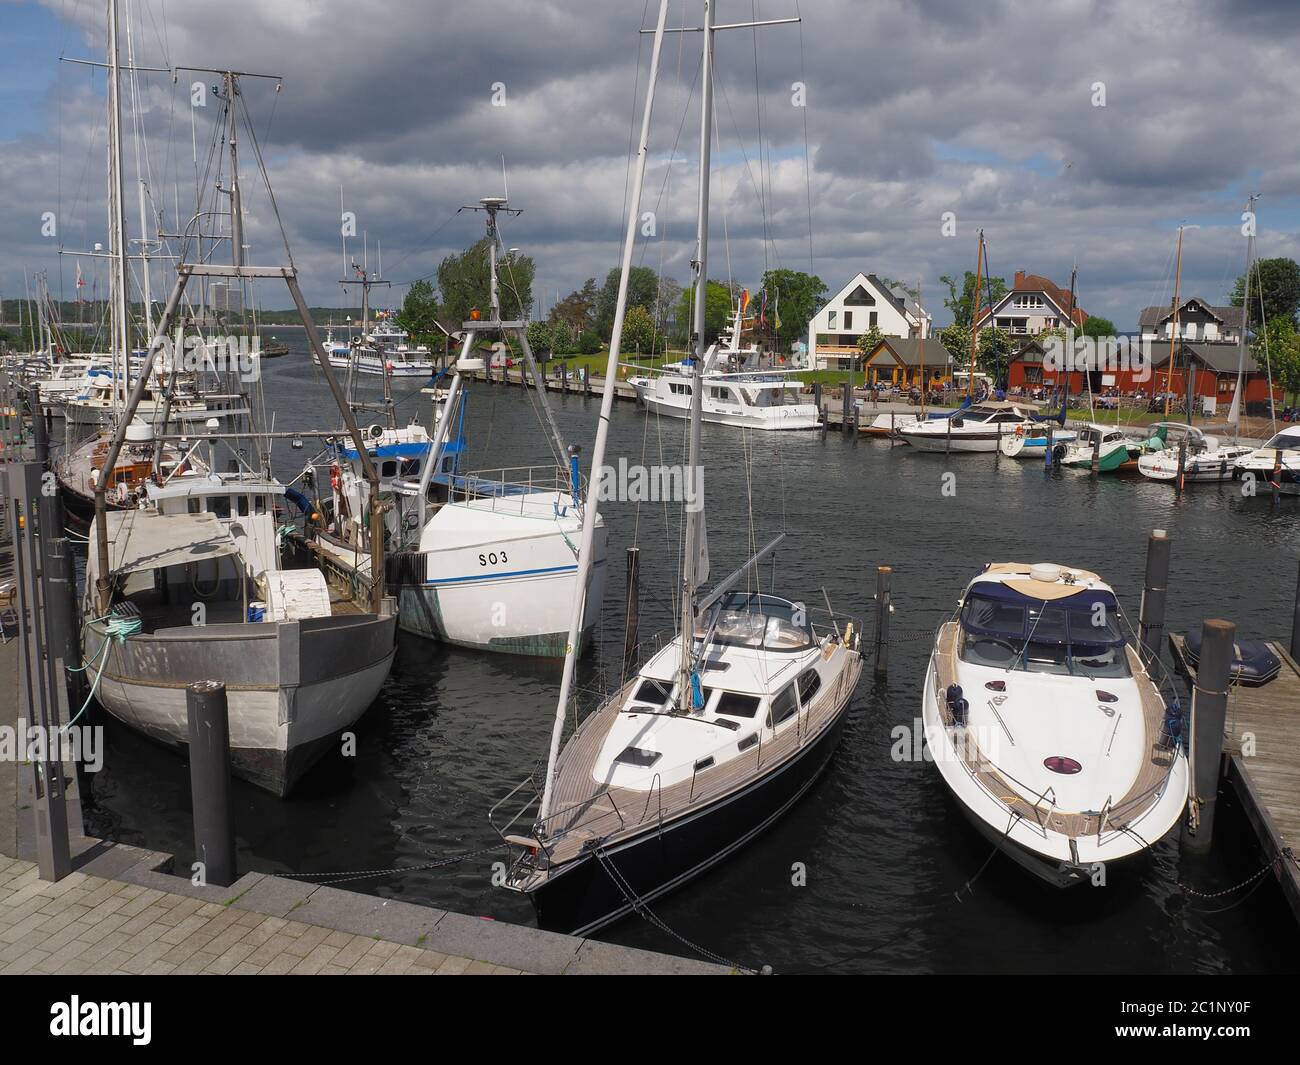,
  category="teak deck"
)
[541,652,863,866]
[932,621,1176,839]
[1170,633,1300,923]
